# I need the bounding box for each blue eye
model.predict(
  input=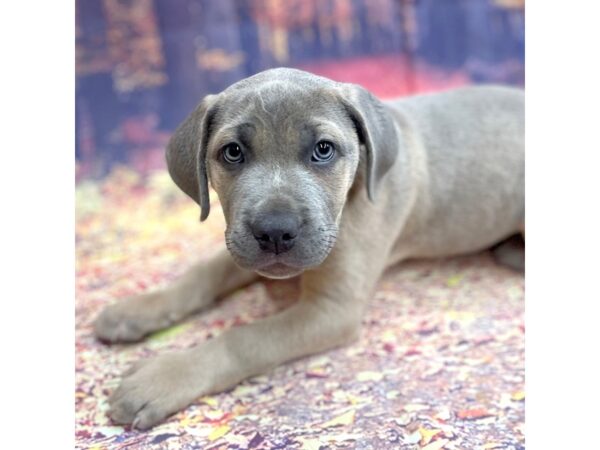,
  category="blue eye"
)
[312,141,335,163]
[222,144,244,164]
